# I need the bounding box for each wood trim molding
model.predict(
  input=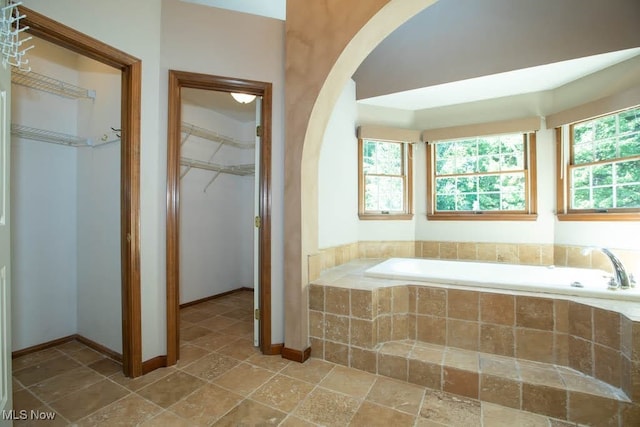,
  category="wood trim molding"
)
[426,213,538,221]
[556,127,566,215]
[20,7,142,378]
[265,343,284,356]
[142,355,168,375]
[12,335,76,359]
[166,70,273,366]
[12,334,122,363]
[75,335,122,362]
[166,70,181,367]
[179,287,254,309]
[281,346,311,363]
